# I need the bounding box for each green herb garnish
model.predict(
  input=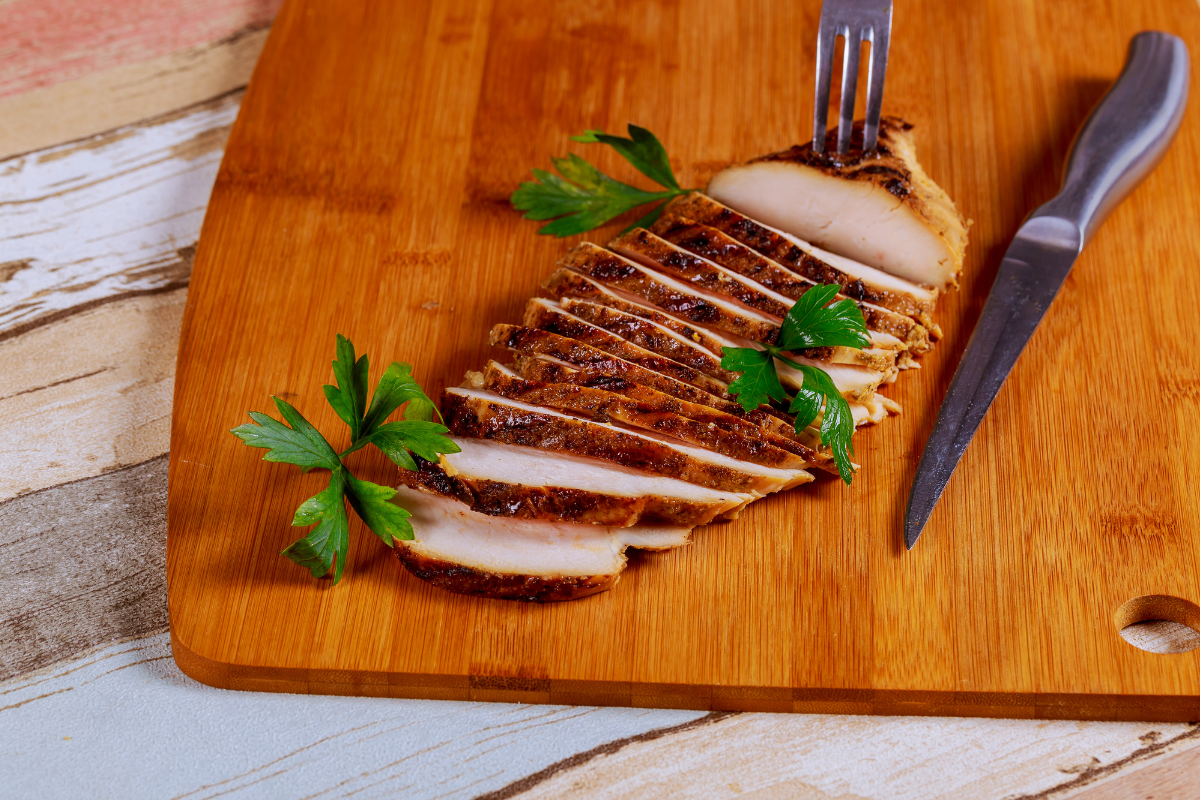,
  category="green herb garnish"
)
[231,335,459,583]
[720,285,871,485]
[511,125,694,236]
